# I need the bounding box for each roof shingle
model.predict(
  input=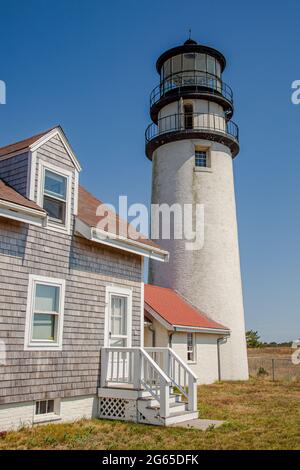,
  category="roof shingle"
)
[0,179,45,212]
[0,127,57,157]
[77,186,161,250]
